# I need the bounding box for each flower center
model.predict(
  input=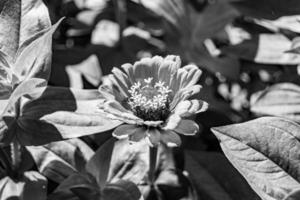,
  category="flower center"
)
[128,77,172,121]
